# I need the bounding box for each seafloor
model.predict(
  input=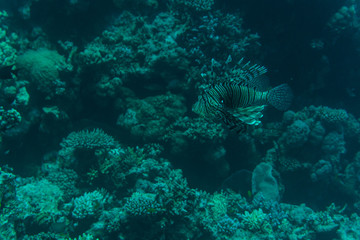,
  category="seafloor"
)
[0,0,360,239]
